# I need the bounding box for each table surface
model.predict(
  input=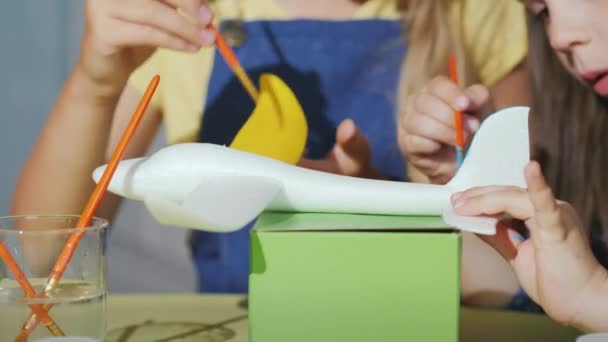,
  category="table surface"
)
[105,294,583,342]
